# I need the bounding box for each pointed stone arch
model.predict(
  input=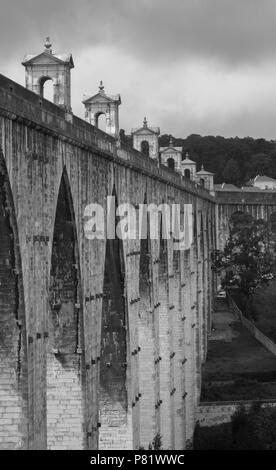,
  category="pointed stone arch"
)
[47,167,86,449]
[98,188,132,450]
[0,153,28,449]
